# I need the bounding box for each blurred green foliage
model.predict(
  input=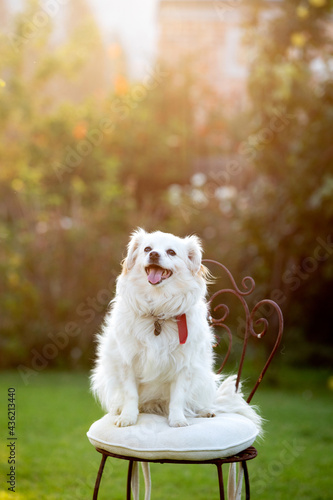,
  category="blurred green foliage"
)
[0,0,332,370]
